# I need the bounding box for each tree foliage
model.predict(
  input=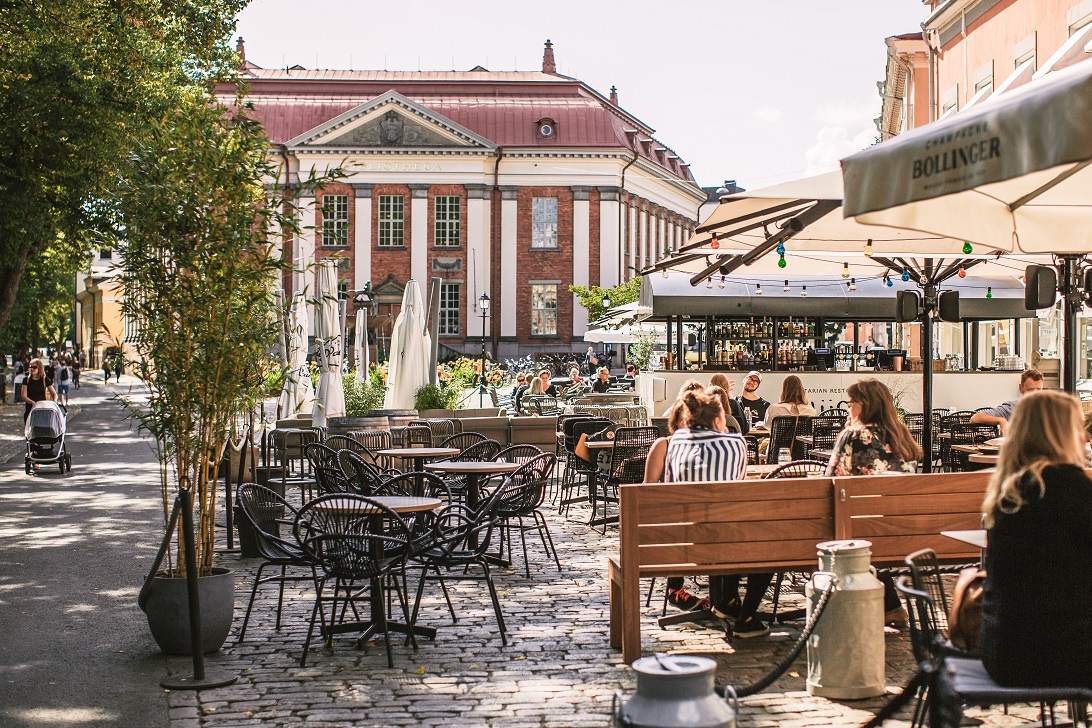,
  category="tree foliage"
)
[569,277,642,322]
[112,88,335,576]
[0,245,82,354]
[0,0,245,334]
